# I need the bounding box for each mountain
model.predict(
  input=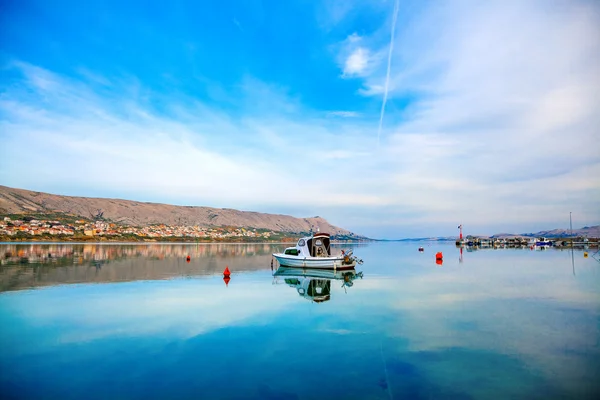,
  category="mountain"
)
[491,226,600,239]
[0,185,361,237]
